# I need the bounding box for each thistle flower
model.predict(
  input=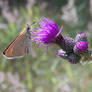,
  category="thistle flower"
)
[32,17,90,64]
[76,41,88,51]
[74,41,88,54]
[33,17,63,45]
